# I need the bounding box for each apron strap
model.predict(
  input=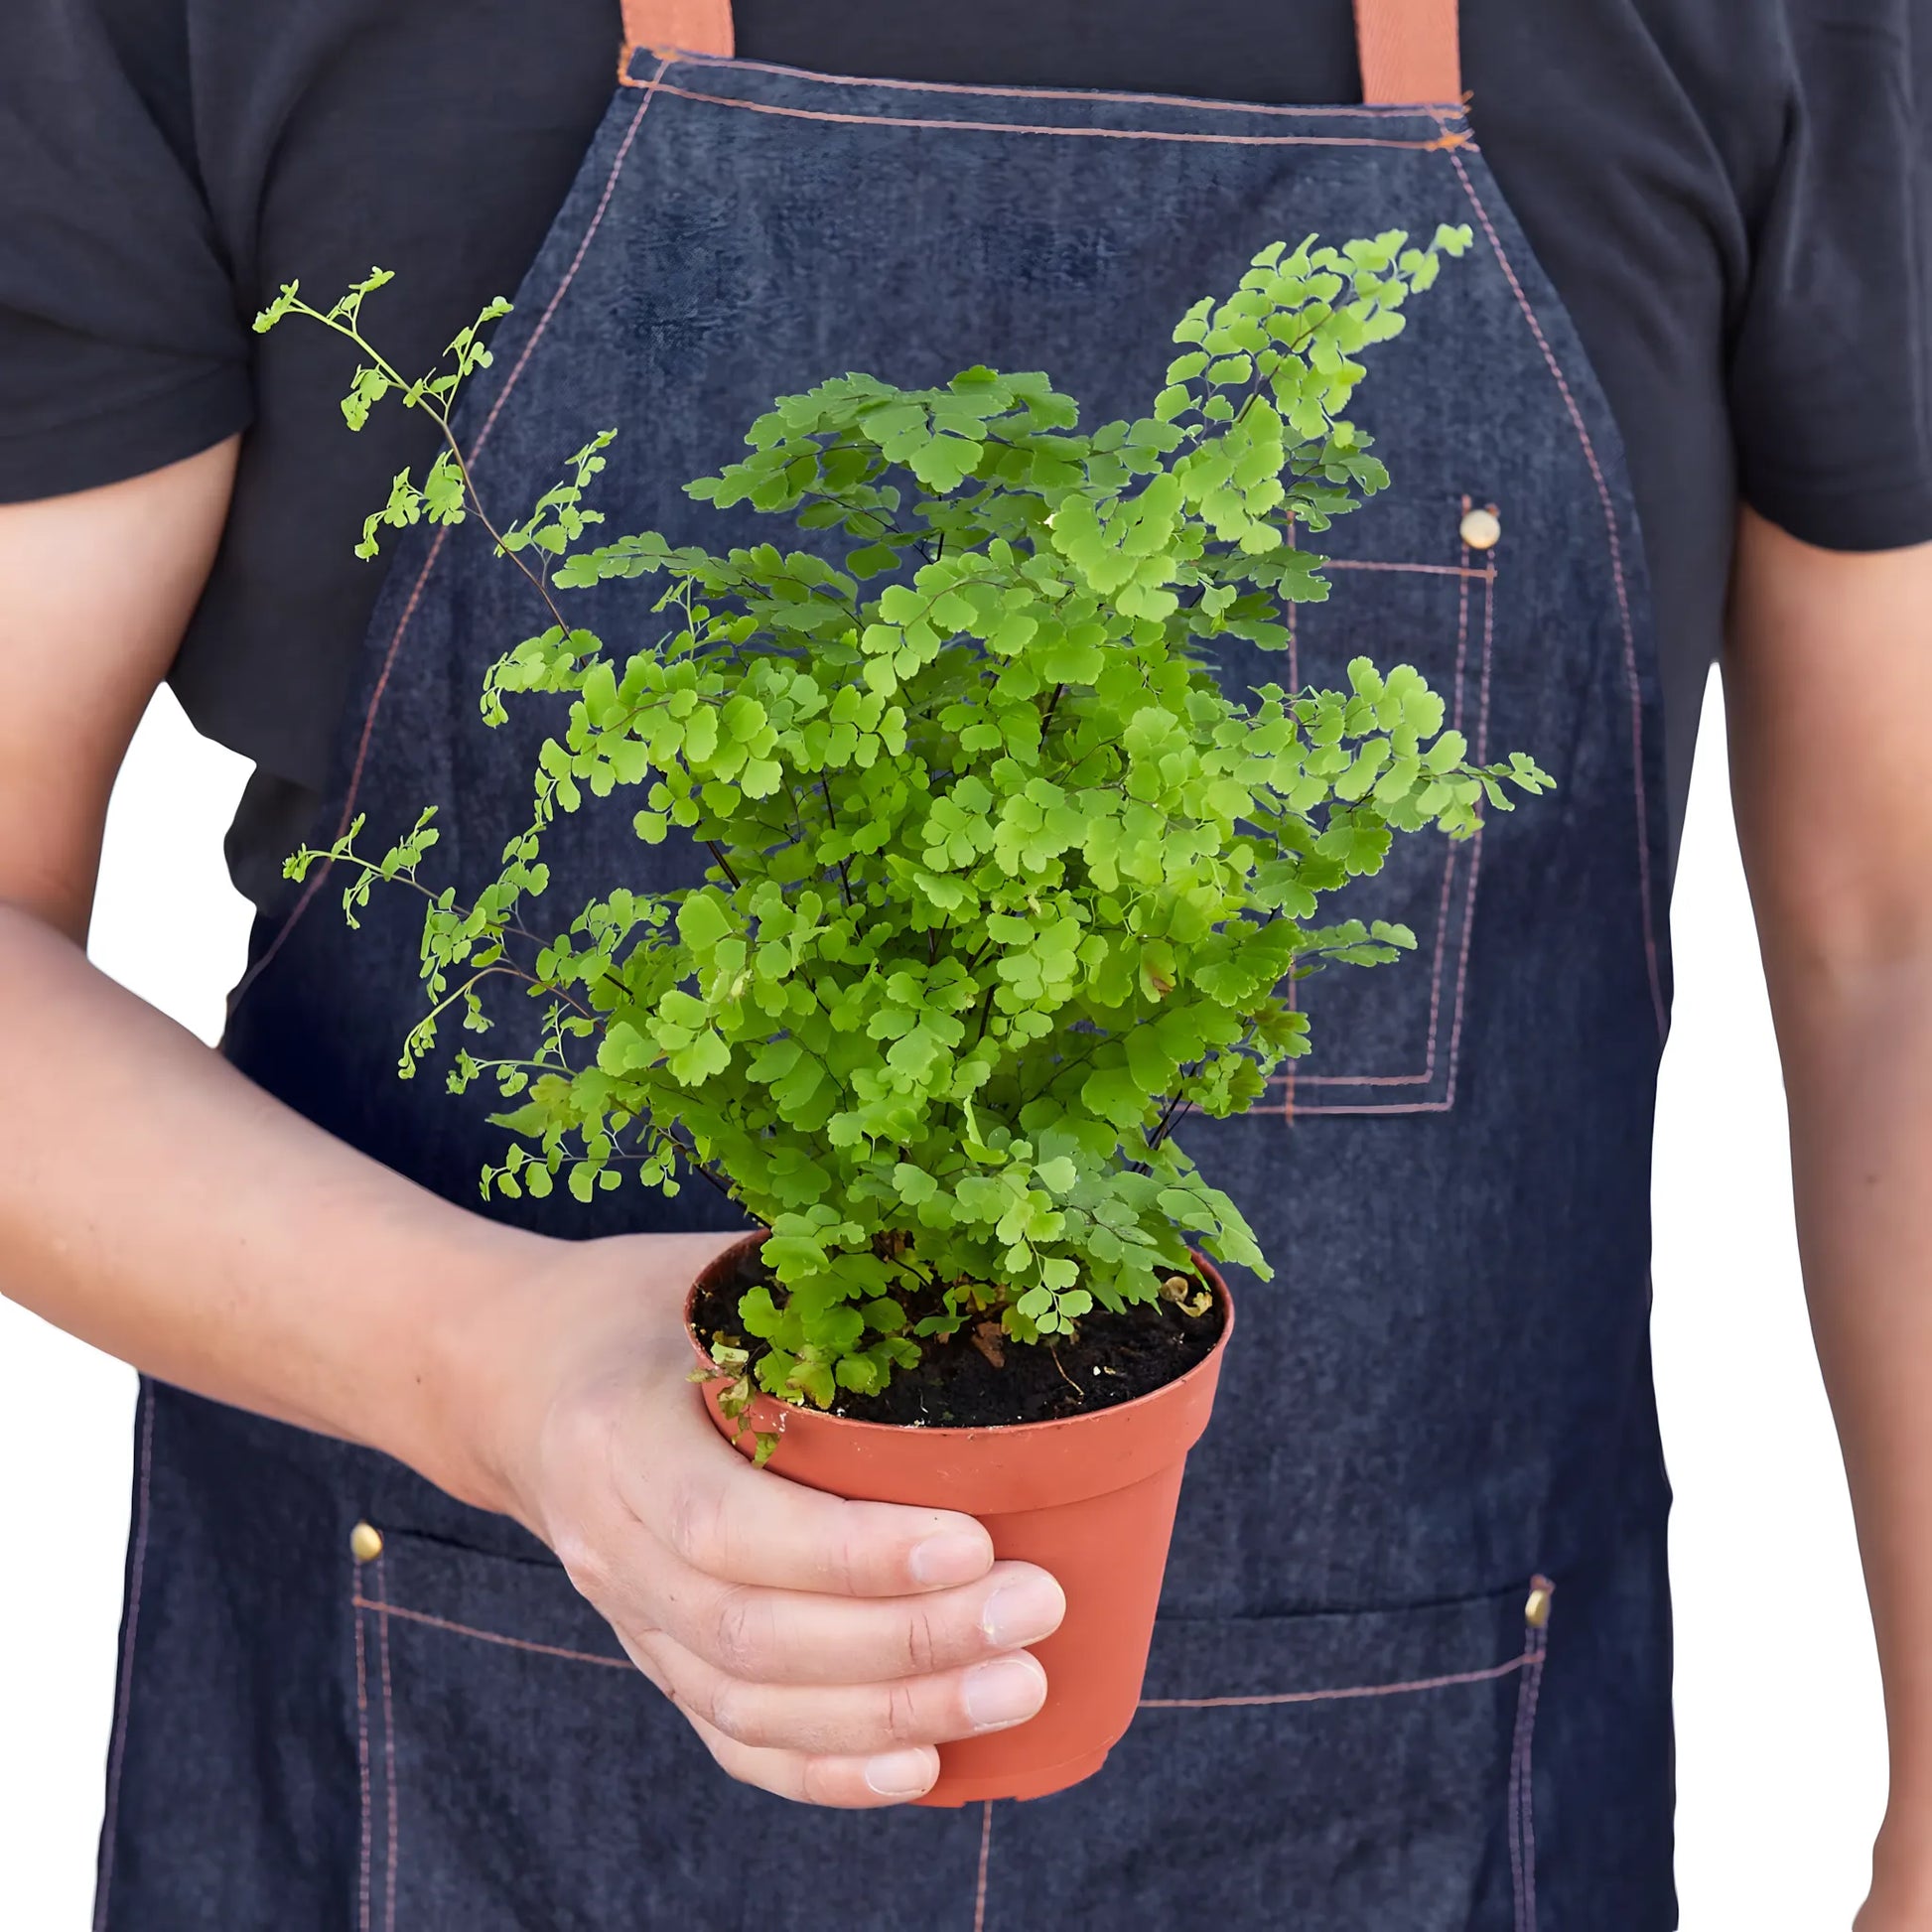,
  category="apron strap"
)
[619,1,1458,105]
[1355,0,1462,104]
[621,0,734,59]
